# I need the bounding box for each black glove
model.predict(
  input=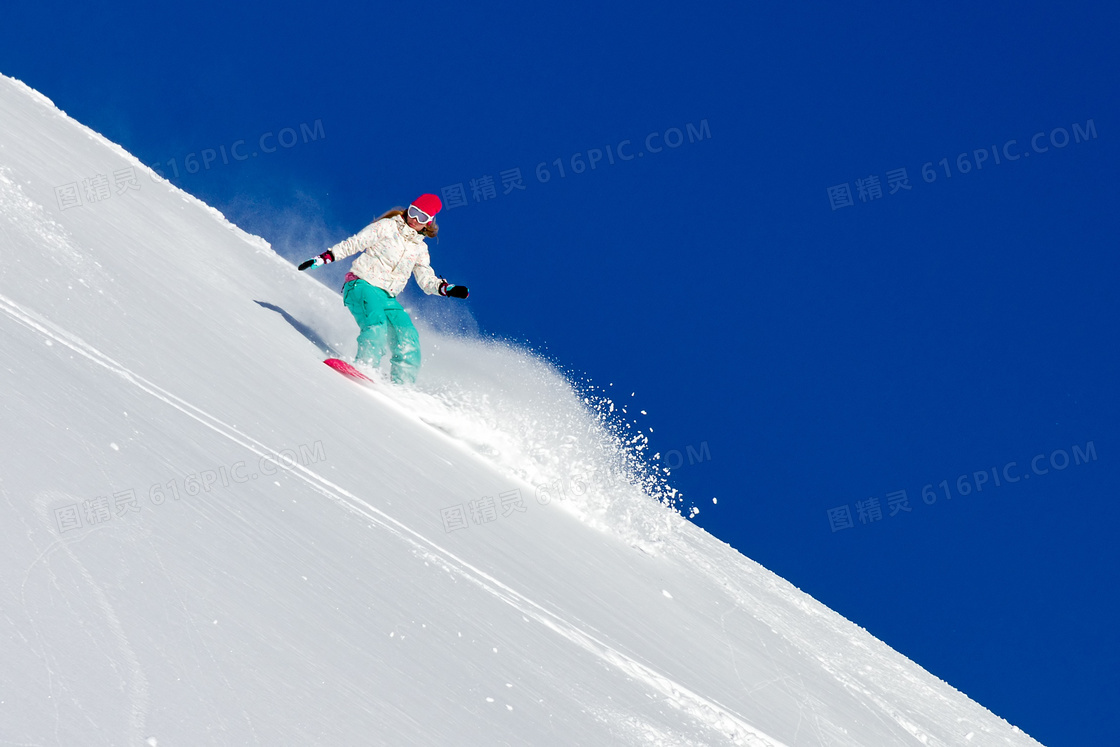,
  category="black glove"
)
[439,281,469,299]
[298,251,334,271]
